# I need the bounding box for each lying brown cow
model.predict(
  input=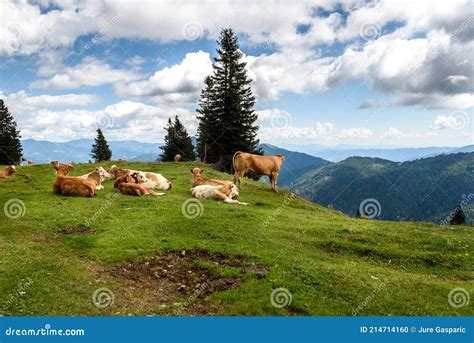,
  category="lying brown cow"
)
[27,160,34,165]
[0,165,16,178]
[115,174,164,196]
[233,151,285,193]
[191,167,233,188]
[108,165,138,180]
[53,169,97,197]
[174,154,182,162]
[50,160,74,175]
